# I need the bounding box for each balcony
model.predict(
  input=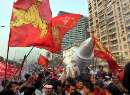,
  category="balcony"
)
[97,7,104,14]
[107,11,113,18]
[109,37,117,41]
[126,26,130,32]
[107,17,114,23]
[128,34,130,41]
